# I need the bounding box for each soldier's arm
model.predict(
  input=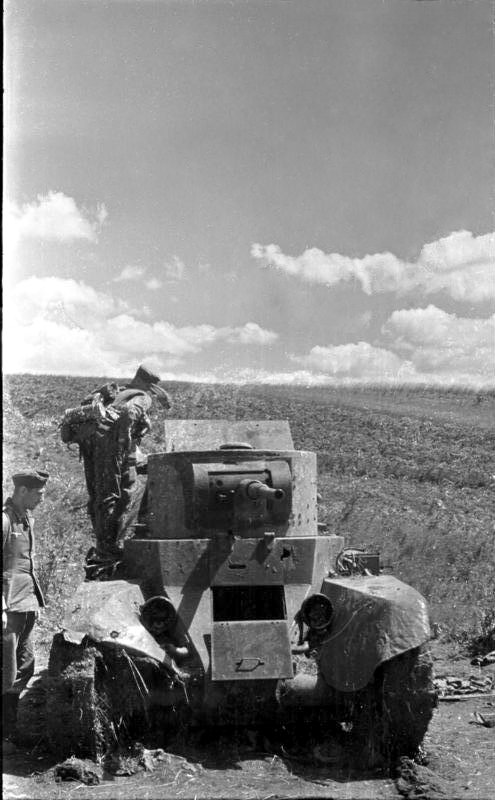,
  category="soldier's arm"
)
[2,512,11,623]
[126,394,153,421]
[124,396,153,440]
[2,511,11,549]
